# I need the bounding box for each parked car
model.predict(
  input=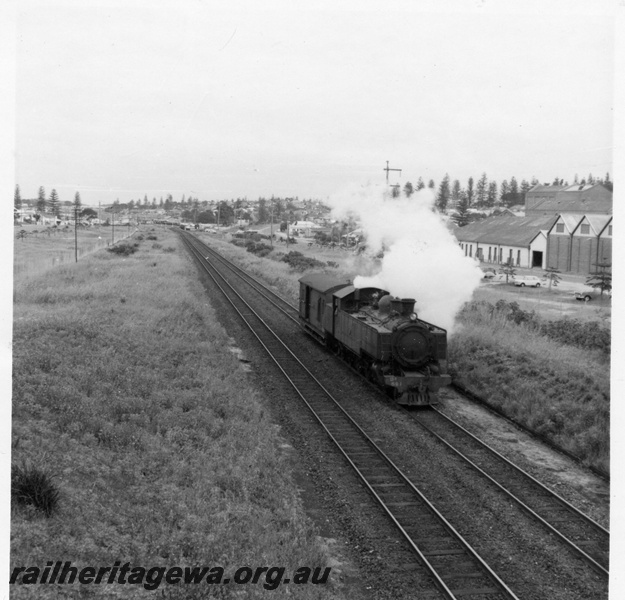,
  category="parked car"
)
[514,275,543,287]
[574,289,611,302]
